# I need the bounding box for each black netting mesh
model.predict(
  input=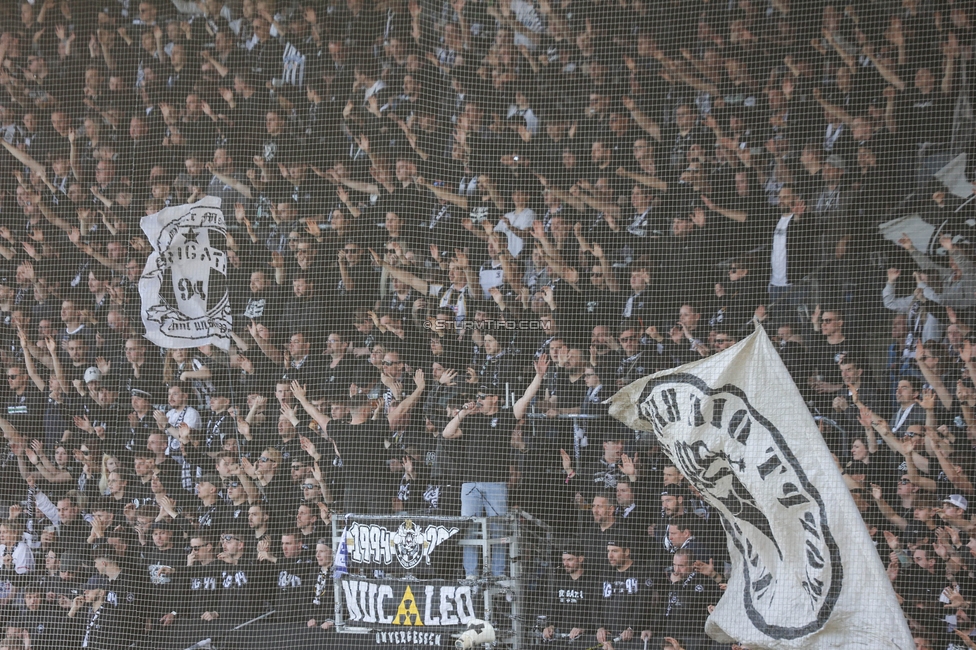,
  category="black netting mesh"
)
[0,0,971,648]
